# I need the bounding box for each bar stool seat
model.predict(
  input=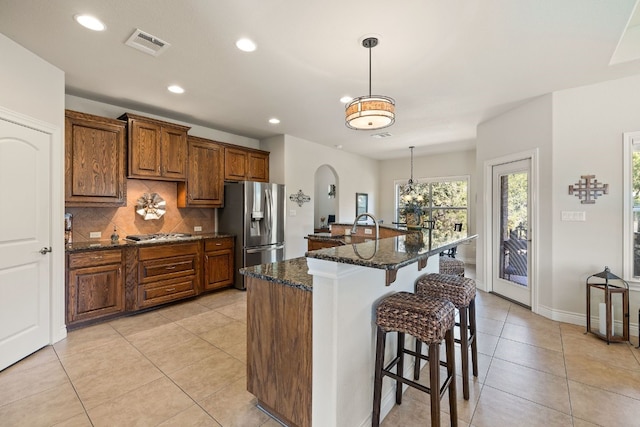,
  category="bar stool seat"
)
[439,256,465,276]
[372,291,457,427]
[415,273,478,400]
